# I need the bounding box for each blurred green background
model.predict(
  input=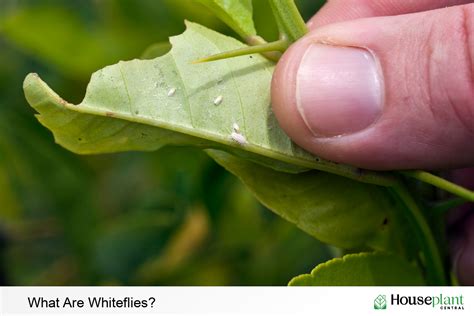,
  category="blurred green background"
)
[0,0,333,285]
